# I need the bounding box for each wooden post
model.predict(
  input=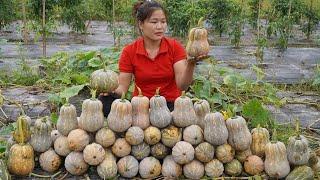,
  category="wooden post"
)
[22,0,28,44]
